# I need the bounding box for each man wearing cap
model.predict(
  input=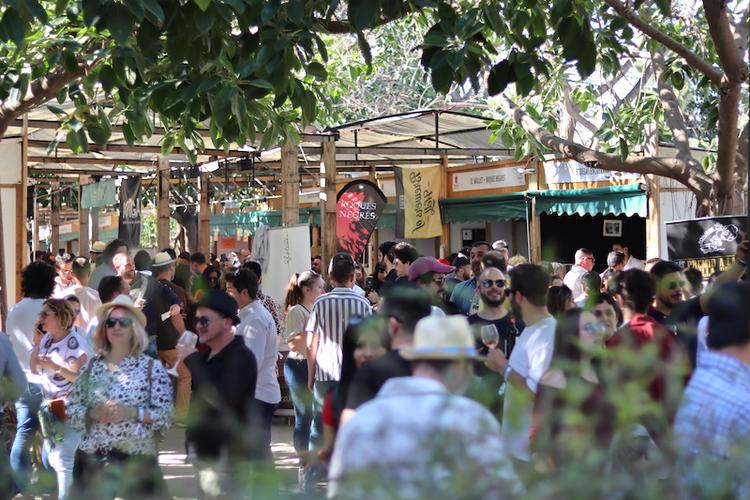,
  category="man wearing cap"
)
[329,315,522,499]
[178,289,257,498]
[341,289,432,425]
[408,256,454,315]
[152,251,191,420]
